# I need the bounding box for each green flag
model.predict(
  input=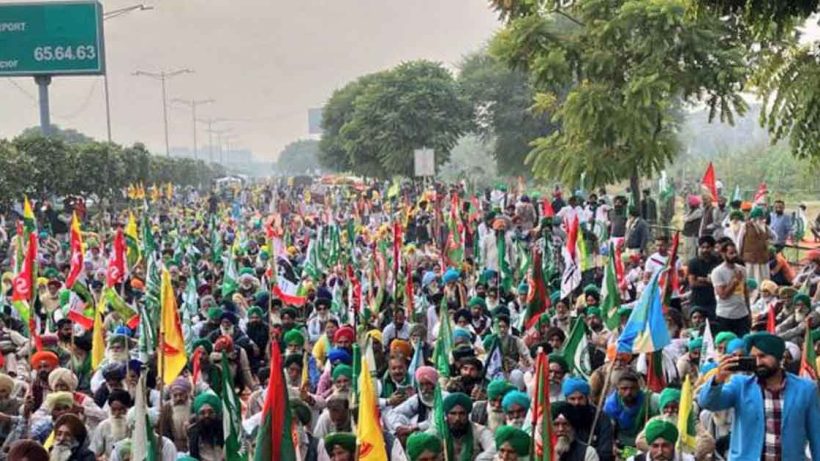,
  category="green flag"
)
[561,318,591,378]
[221,352,248,461]
[222,254,238,298]
[433,297,453,378]
[600,243,622,331]
[131,373,158,461]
